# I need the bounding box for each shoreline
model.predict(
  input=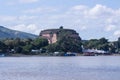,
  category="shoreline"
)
[2,53,120,57]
